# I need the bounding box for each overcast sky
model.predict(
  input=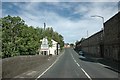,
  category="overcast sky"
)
[1,0,119,43]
